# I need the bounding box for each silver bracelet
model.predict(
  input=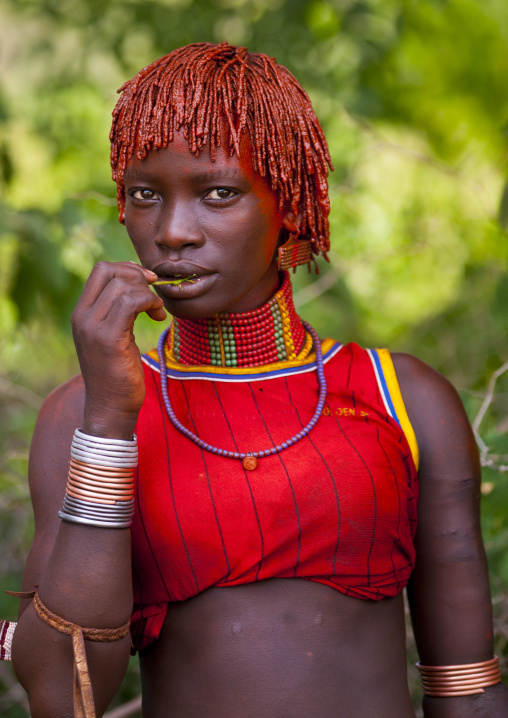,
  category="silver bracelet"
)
[70,448,138,468]
[59,495,135,528]
[75,428,138,447]
[64,495,135,515]
[58,511,133,529]
[72,436,138,454]
[59,495,135,529]
[71,429,138,467]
